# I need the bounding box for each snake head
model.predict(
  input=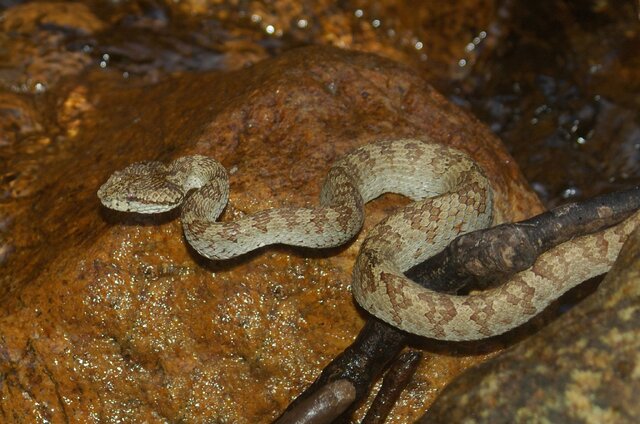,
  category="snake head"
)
[97,161,184,214]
